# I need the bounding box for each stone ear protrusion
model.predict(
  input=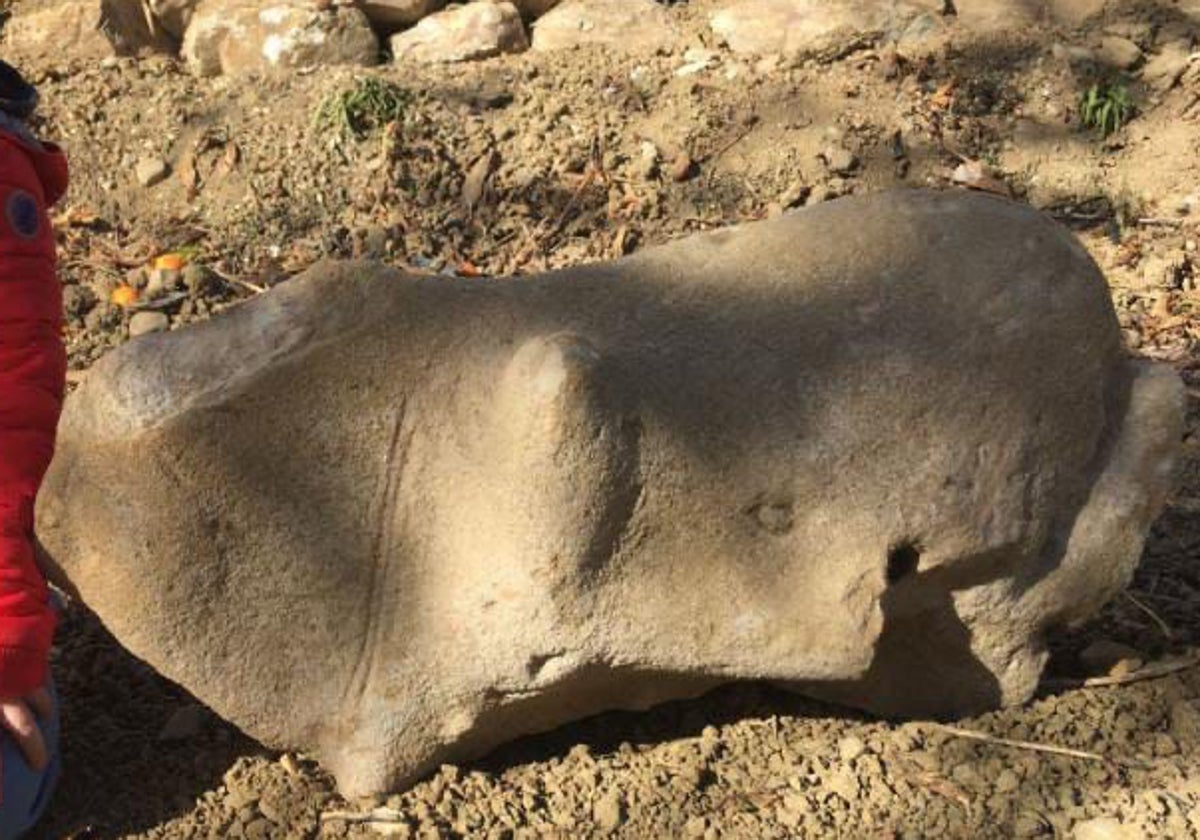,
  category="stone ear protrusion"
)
[500,332,609,448]
[495,333,642,580]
